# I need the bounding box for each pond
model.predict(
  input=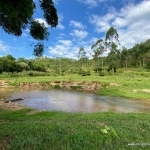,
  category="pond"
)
[1,88,150,113]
